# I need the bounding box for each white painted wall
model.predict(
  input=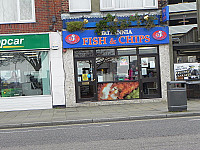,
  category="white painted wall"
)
[0,96,52,112]
[49,32,66,106]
